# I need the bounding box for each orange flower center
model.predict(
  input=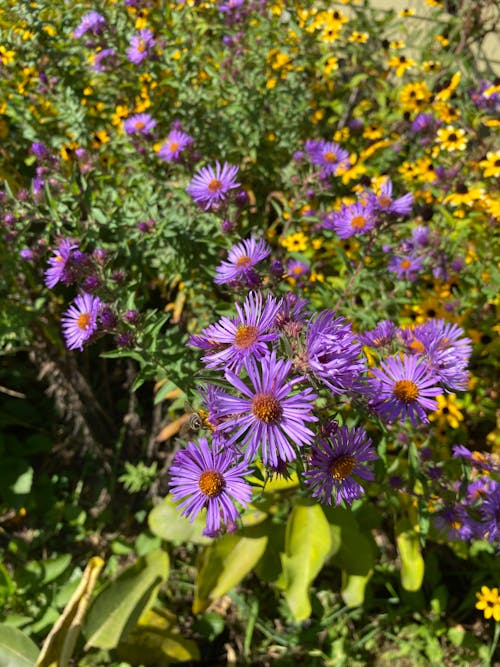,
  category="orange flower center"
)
[409,339,425,354]
[350,215,367,230]
[234,325,259,349]
[135,121,145,130]
[77,313,91,331]
[252,392,282,423]
[378,195,392,208]
[56,254,63,263]
[329,455,356,480]
[137,40,146,53]
[168,141,179,152]
[393,379,419,403]
[198,470,225,498]
[236,255,252,267]
[208,178,223,193]
[323,151,337,163]
[400,259,412,270]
